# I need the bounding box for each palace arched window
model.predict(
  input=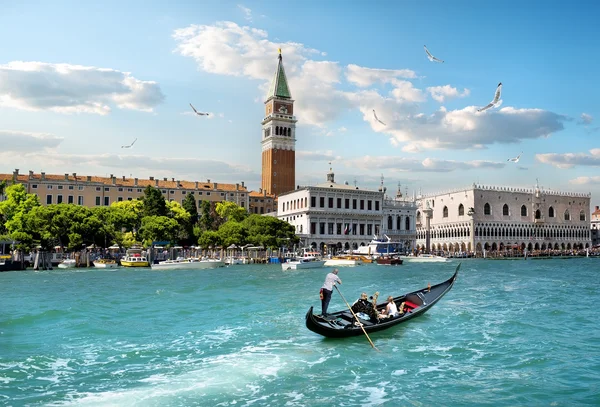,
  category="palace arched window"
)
[580,210,585,221]
[396,216,401,229]
[405,217,410,230]
[564,210,570,221]
[484,203,491,215]
[521,205,527,216]
[388,216,393,229]
[443,206,448,218]
[535,209,541,219]
[548,206,554,218]
[503,204,509,216]
[275,126,279,135]
[458,204,464,216]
